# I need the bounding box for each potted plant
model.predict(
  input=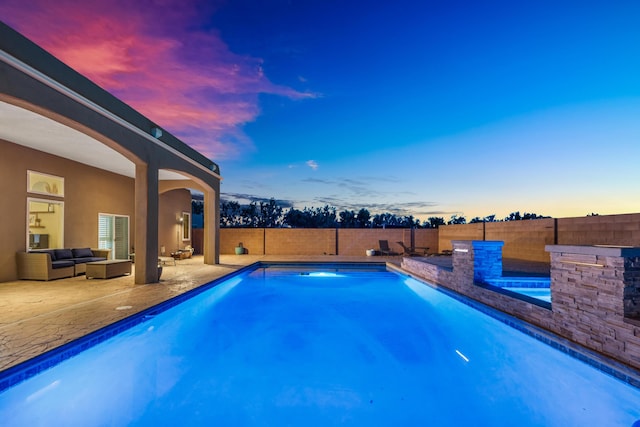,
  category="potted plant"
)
[235,242,245,255]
